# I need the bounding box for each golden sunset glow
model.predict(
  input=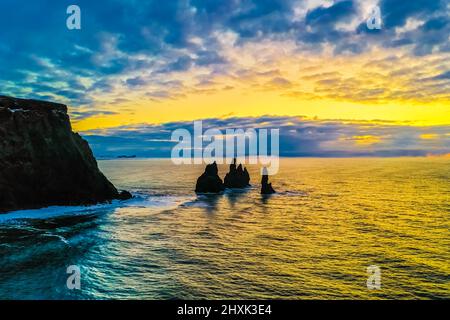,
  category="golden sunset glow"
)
[71,46,450,132]
[2,0,450,301]
[2,0,448,157]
